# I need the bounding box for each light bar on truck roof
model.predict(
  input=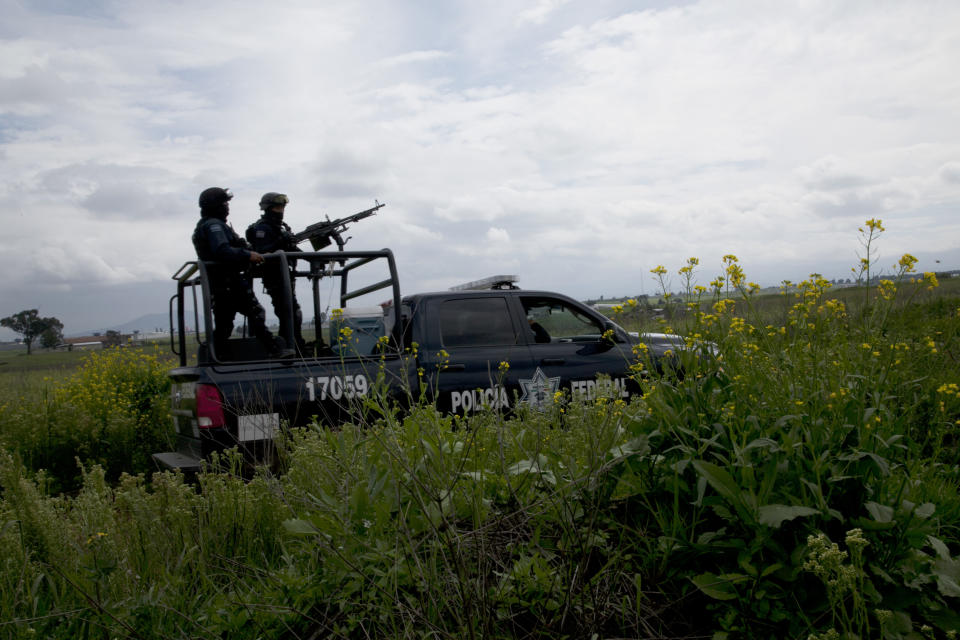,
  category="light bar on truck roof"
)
[449,275,519,291]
